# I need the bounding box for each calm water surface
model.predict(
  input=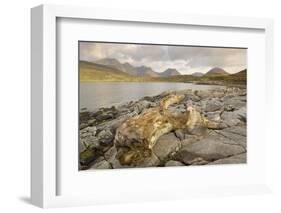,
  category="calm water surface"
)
[80,82,224,111]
